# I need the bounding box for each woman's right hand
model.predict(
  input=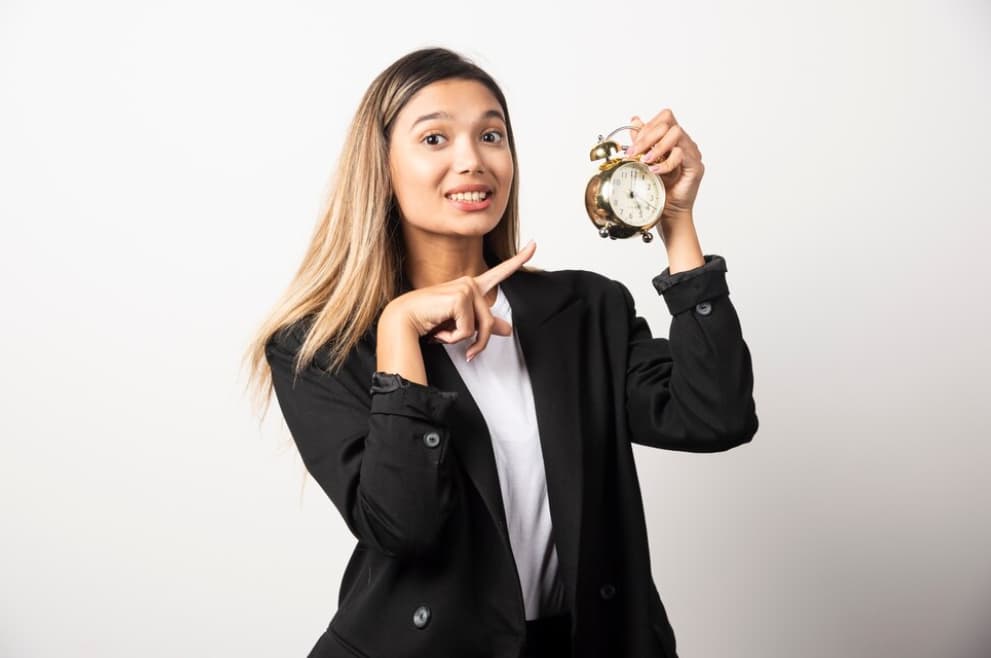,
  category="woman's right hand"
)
[386,240,536,361]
